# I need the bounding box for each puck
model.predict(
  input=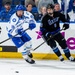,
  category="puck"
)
[15,71,19,73]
